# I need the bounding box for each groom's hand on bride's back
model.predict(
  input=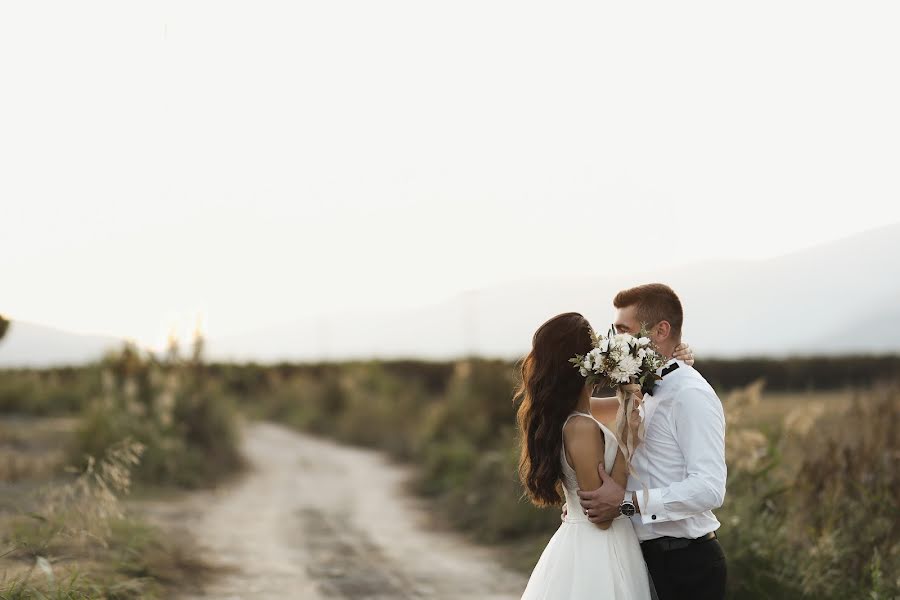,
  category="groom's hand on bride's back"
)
[577,465,625,524]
